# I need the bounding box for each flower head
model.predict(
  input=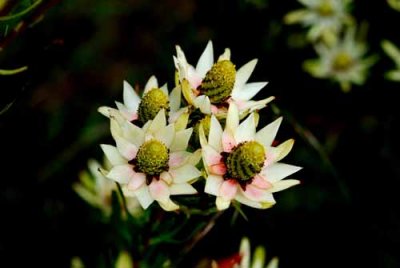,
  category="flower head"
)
[303,25,376,92]
[285,0,353,44]
[200,103,301,210]
[174,41,274,118]
[98,76,183,124]
[100,109,201,211]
